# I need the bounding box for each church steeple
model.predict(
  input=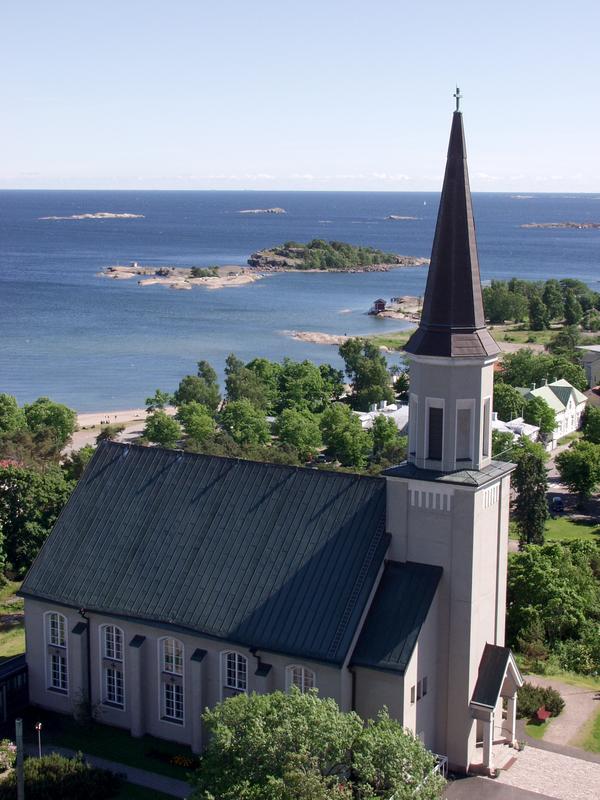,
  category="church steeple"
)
[405,109,499,359]
[404,101,499,472]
